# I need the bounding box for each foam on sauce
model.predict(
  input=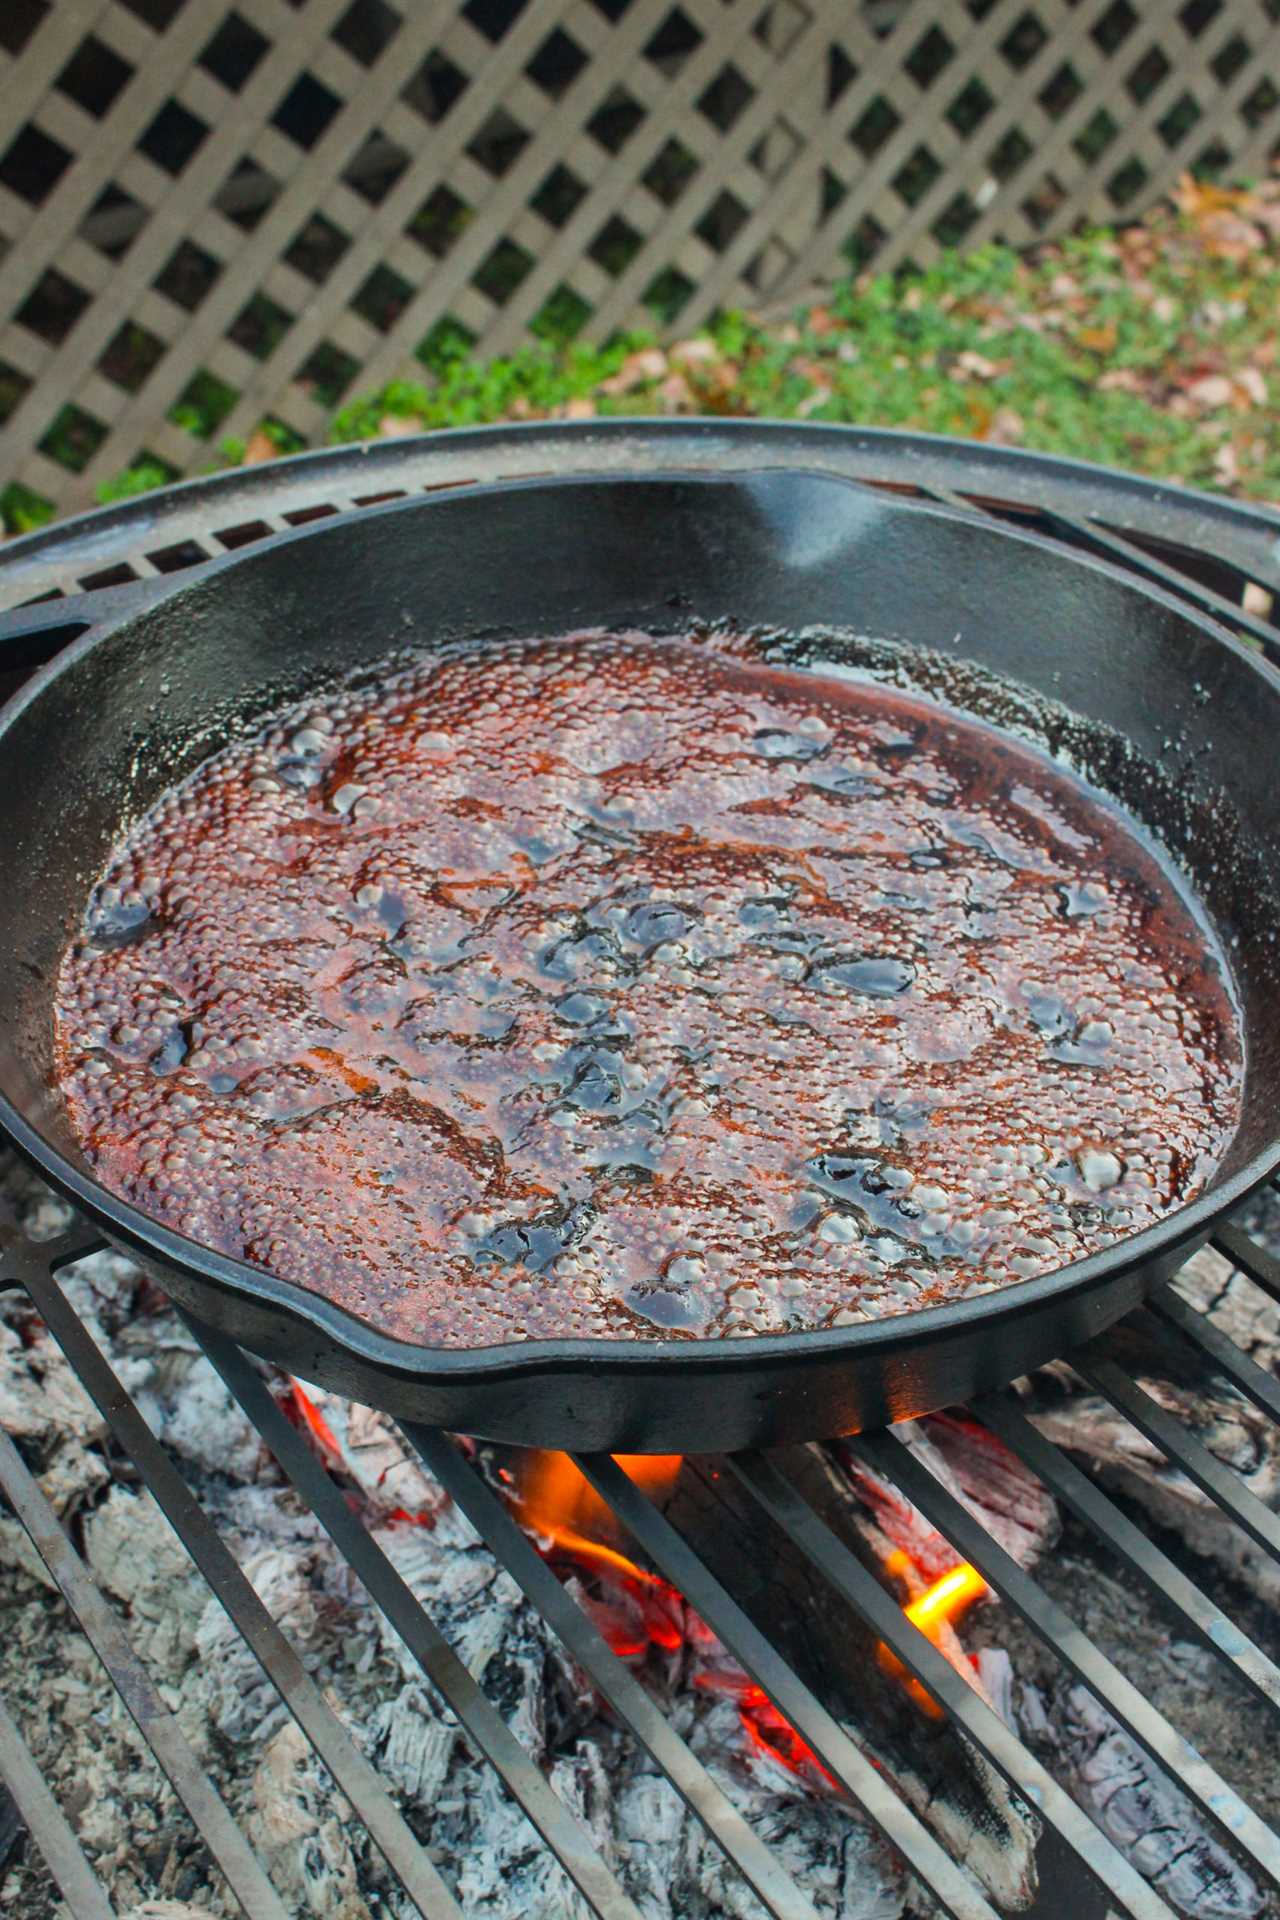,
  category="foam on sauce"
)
[53,630,1244,1345]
